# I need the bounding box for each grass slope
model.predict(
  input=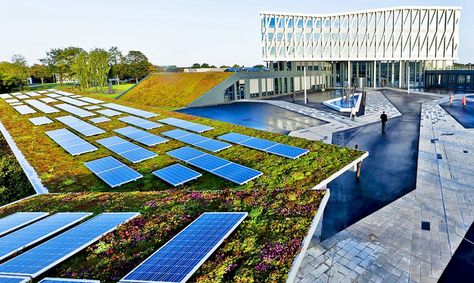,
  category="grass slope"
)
[0,90,362,282]
[118,72,233,109]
